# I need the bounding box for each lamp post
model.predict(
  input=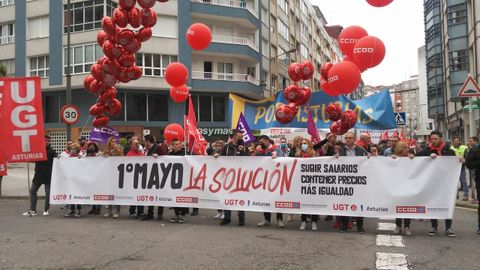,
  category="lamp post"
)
[66,0,72,141]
